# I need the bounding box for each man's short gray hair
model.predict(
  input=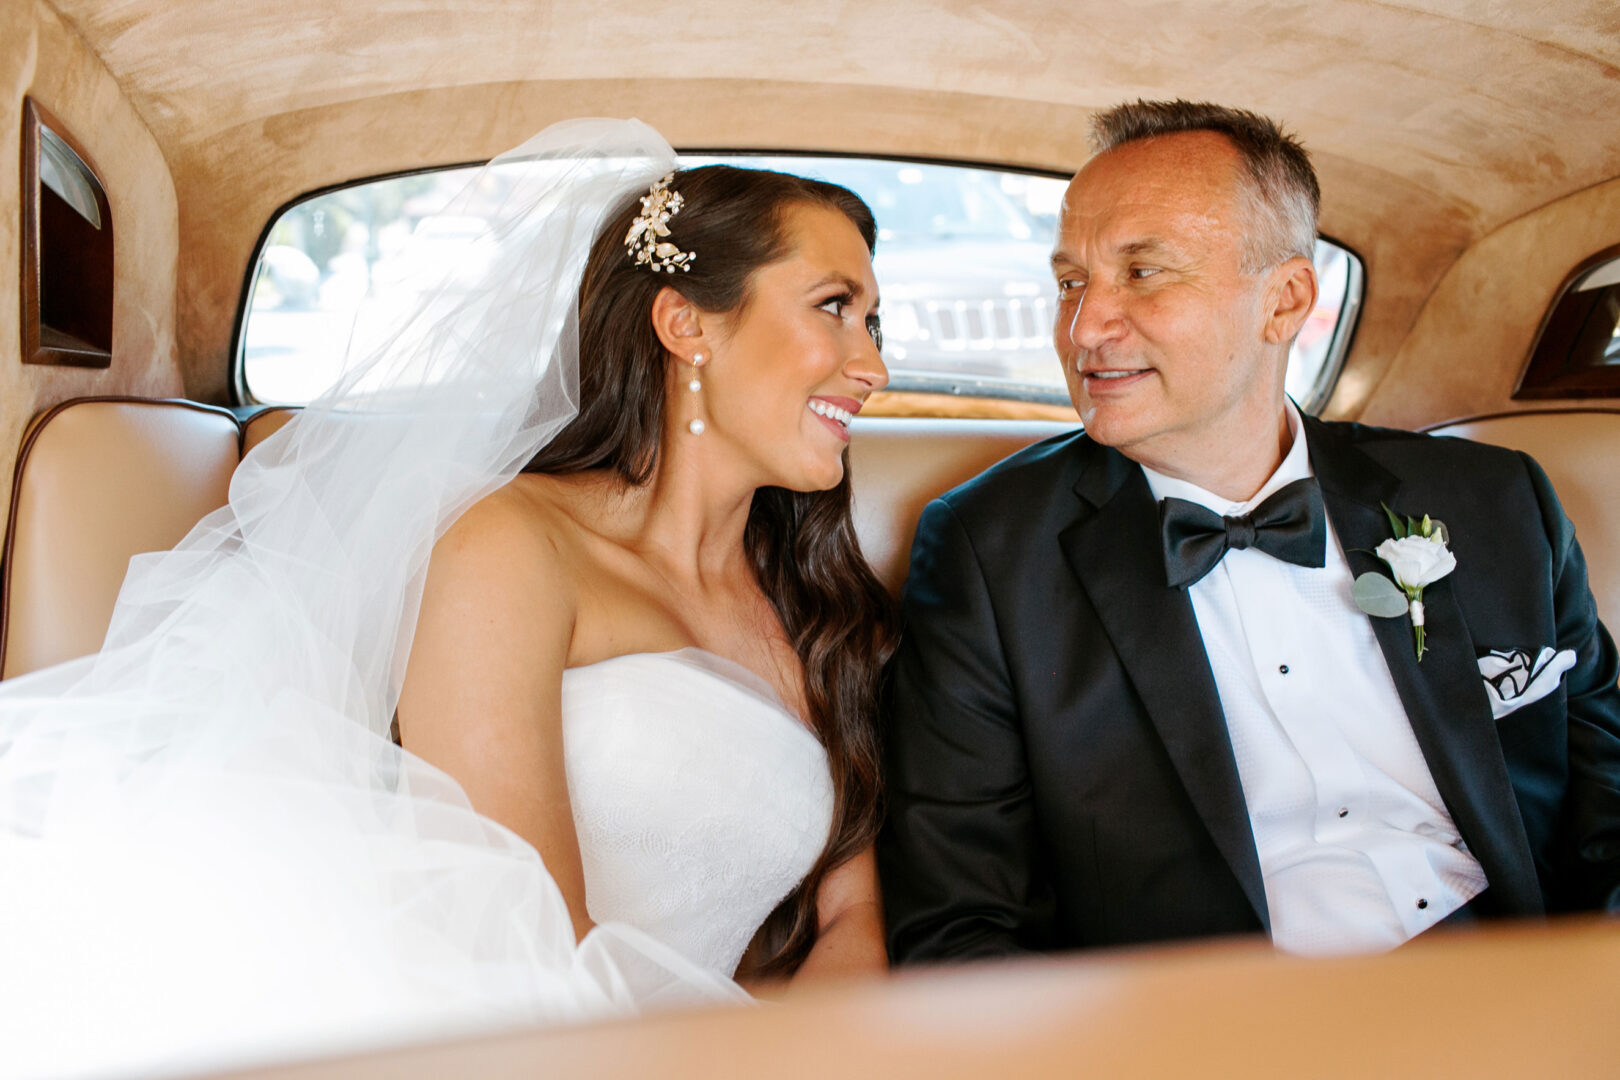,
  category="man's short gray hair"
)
[1089,99,1320,272]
